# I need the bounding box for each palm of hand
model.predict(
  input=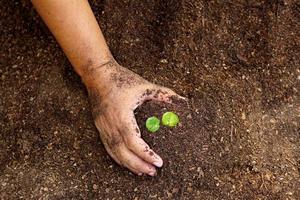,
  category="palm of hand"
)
[85,60,182,176]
